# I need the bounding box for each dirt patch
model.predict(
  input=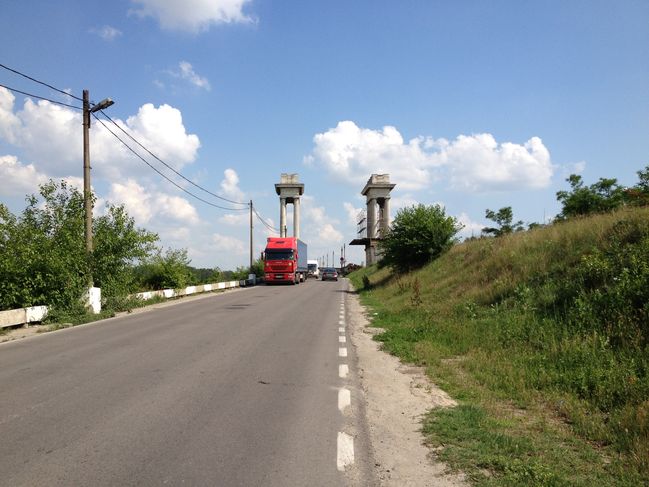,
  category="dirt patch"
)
[0,324,47,343]
[347,289,467,486]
